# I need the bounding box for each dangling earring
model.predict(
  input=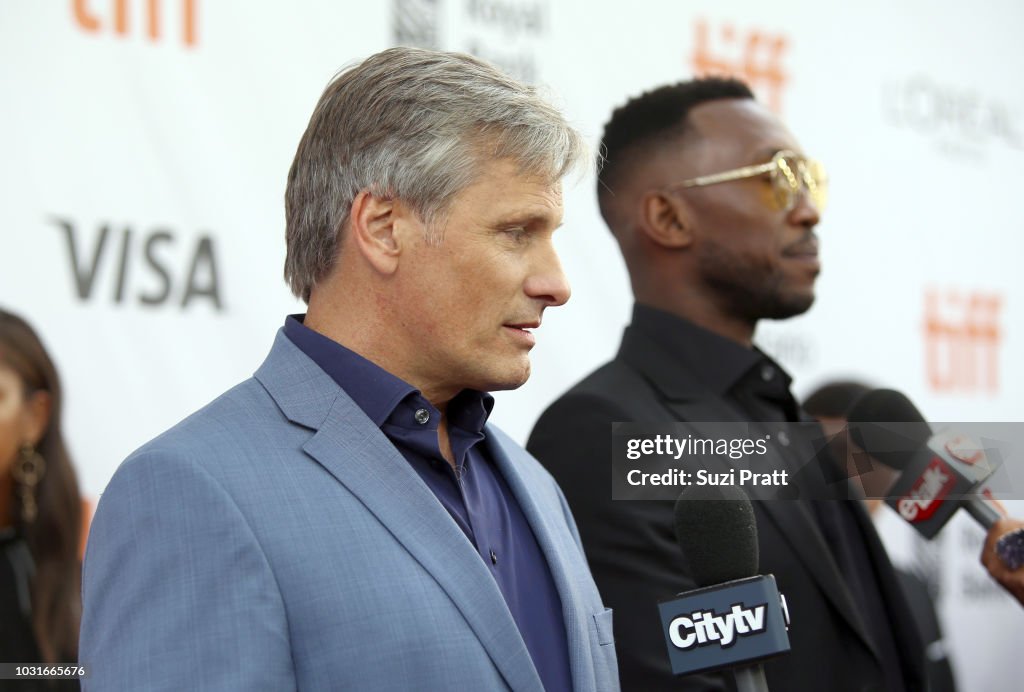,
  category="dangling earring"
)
[12,444,46,524]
